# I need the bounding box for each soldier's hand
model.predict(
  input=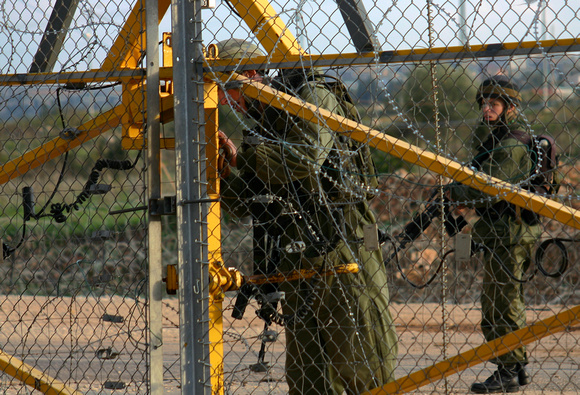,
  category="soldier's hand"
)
[218,131,237,178]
